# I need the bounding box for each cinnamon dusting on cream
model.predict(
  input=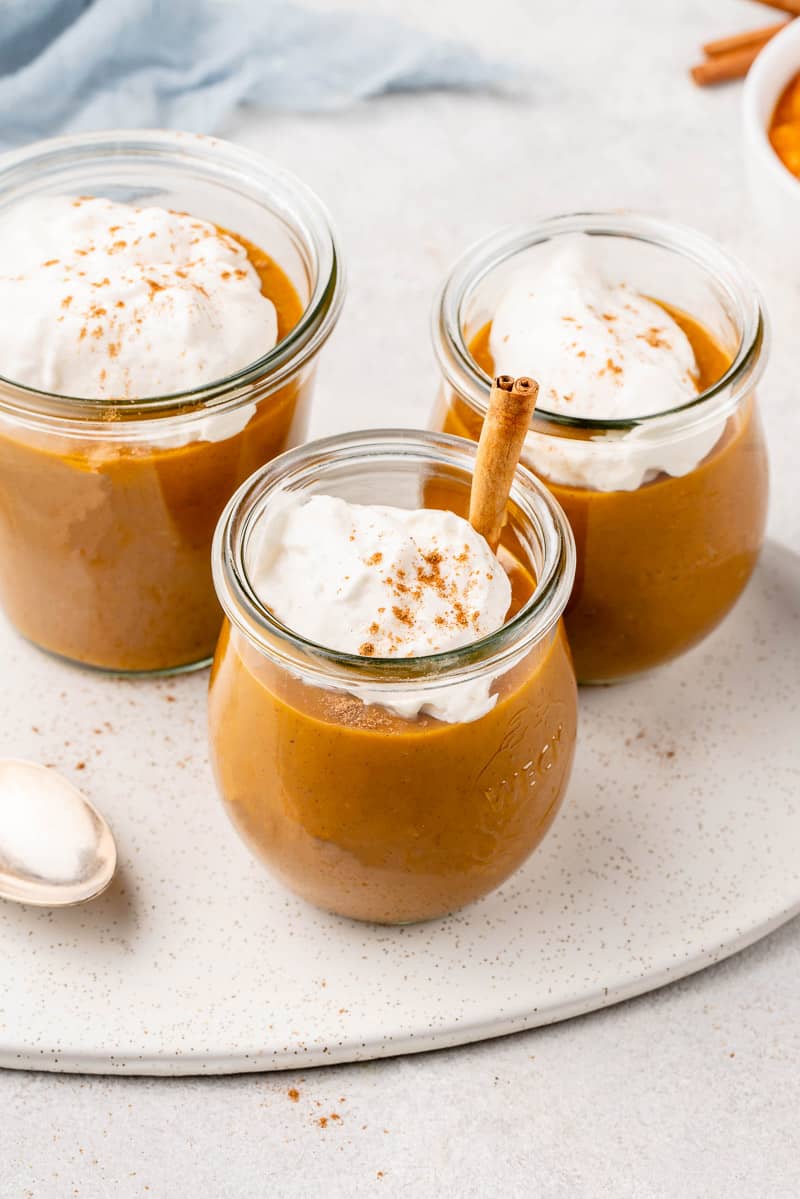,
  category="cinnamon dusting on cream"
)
[0,195,278,398]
